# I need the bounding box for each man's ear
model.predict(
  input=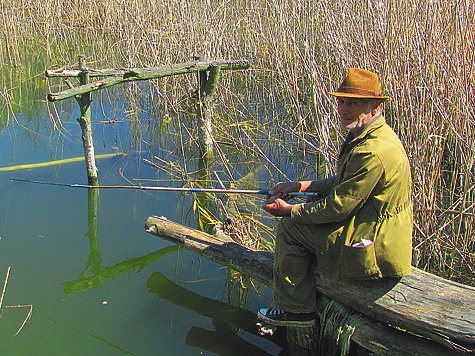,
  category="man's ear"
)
[371,100,382,114]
